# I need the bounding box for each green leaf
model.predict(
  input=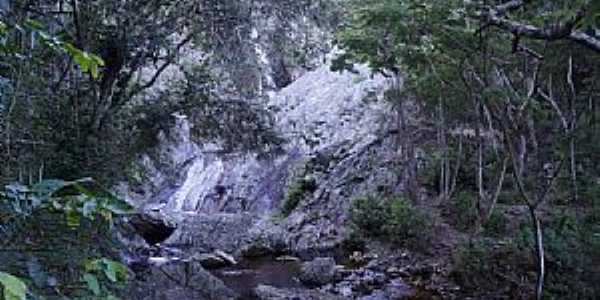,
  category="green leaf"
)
[0,21,7,36]
[101,259,129,283]
[66,209,81,228]
[24,19,45,31]
[84,260,101,273]
[90,63,100,79]
[0,272,27,300]
[32,179,69,198]
[91,54,105,67]
[83,273,101,296]
[102,196,134,215]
